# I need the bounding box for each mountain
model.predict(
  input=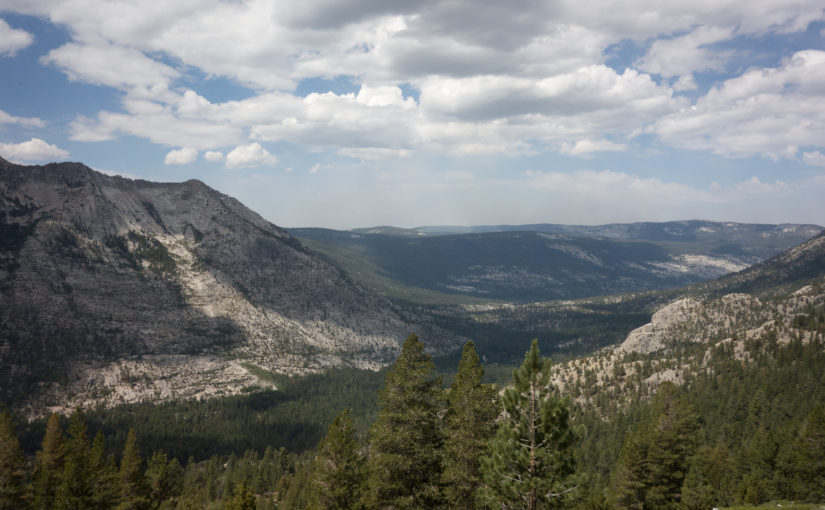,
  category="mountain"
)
[0,158,459,416]
[291,221,822,302]
[552,229,825,397]
[353,220,822,249]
